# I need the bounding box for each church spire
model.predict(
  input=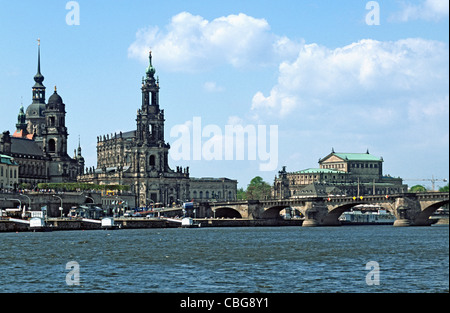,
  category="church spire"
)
[34,38,44,86]
[146,50,156,78]
[32,38,46,103]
